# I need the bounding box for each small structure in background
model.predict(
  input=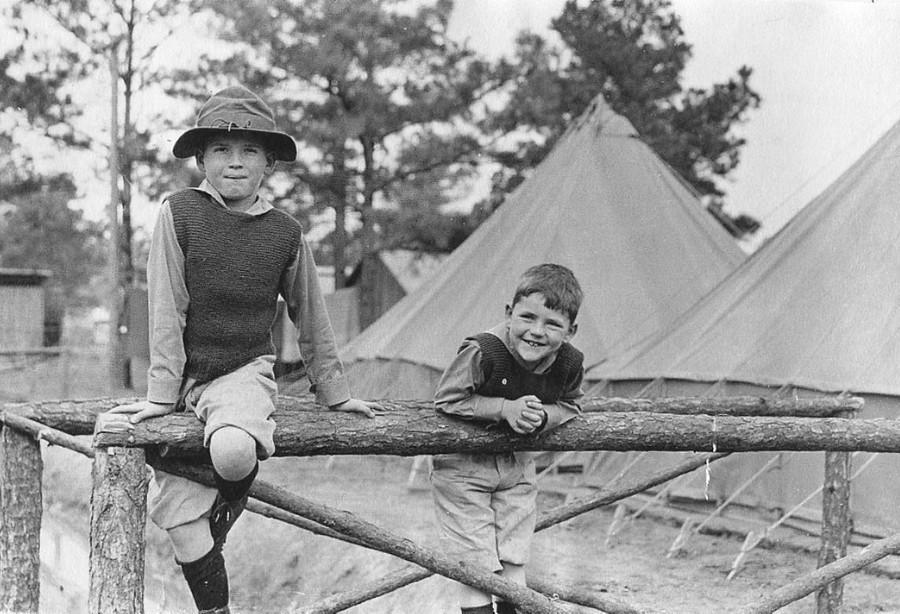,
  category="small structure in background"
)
[347,250,448,331]
[274,252,446,384]
[0,268,51,349]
